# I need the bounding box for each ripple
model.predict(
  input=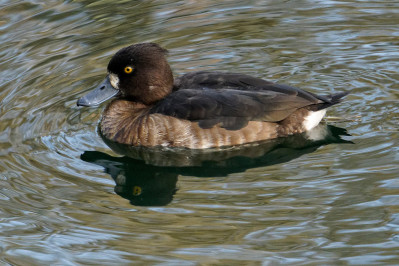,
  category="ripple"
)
[1,0,399,264]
